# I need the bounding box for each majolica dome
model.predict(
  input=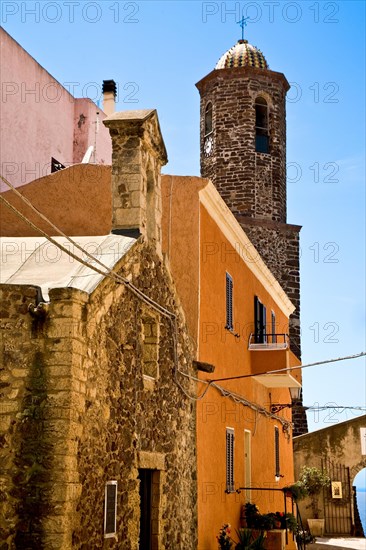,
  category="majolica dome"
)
[215,40,268,70]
